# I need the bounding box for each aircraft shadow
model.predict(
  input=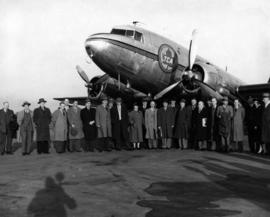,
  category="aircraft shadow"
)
[137,158,270,217]
[27,172,77,217]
